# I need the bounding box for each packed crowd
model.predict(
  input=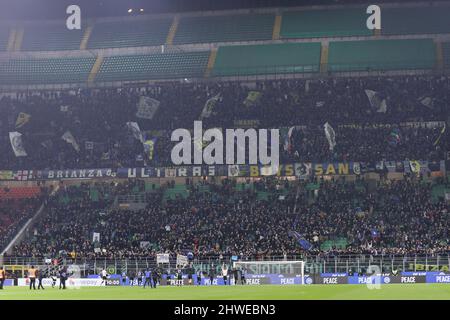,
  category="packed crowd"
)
[0,75,448,170]
[8,177,449,259]
[0,192,48,252]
